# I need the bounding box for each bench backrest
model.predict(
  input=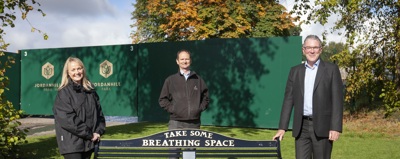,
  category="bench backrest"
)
[94,129,282,158]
